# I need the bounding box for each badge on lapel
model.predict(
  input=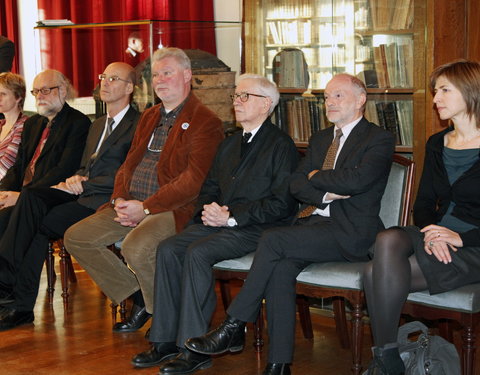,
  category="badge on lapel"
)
[181,122,190,130]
